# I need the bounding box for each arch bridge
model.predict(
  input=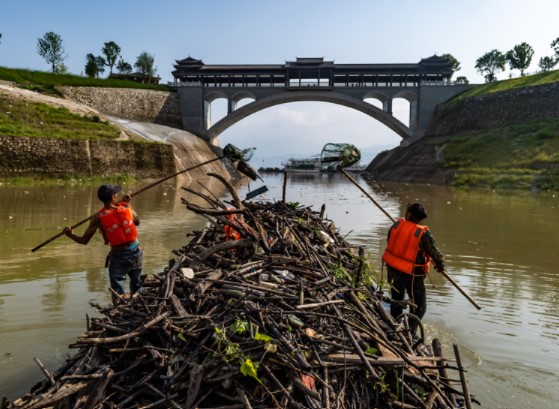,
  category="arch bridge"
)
[170,56,472,146]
